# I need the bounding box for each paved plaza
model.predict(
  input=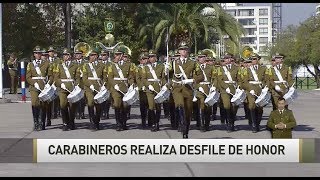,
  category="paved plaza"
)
[0,89,319,176]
